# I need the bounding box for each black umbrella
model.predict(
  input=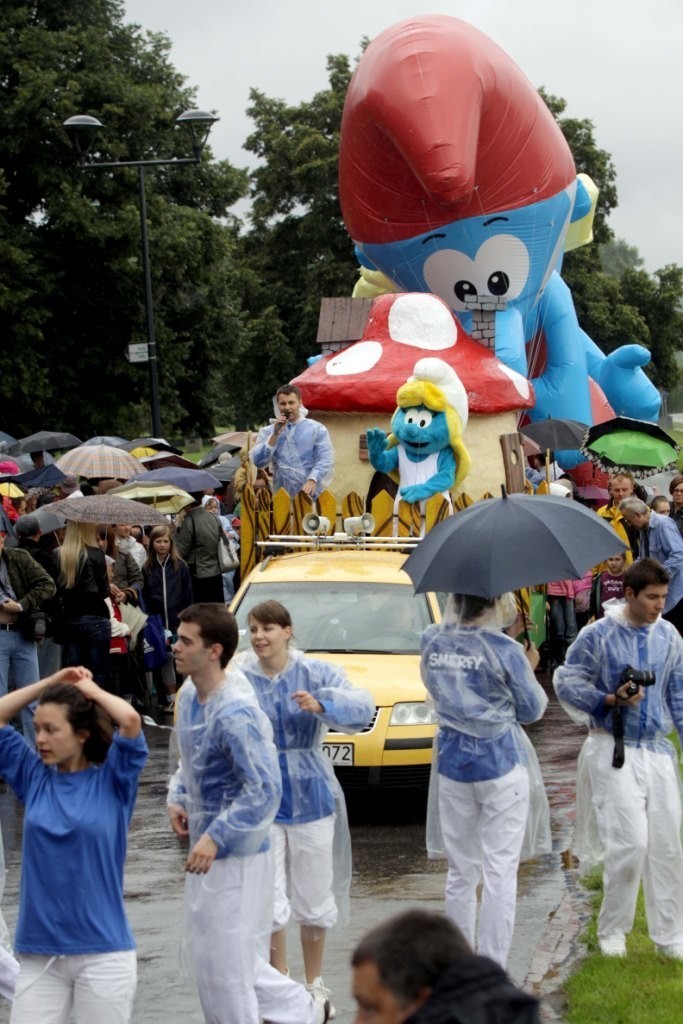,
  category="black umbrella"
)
[123,437,183,455]
[208,457,241,483]
[521,418,588,452]
[198,443,242,467]
[31,506,68,534]
[9,431,83,455]
[403,489,627,599]
[82,435,130,447]
[127,467,221,492]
